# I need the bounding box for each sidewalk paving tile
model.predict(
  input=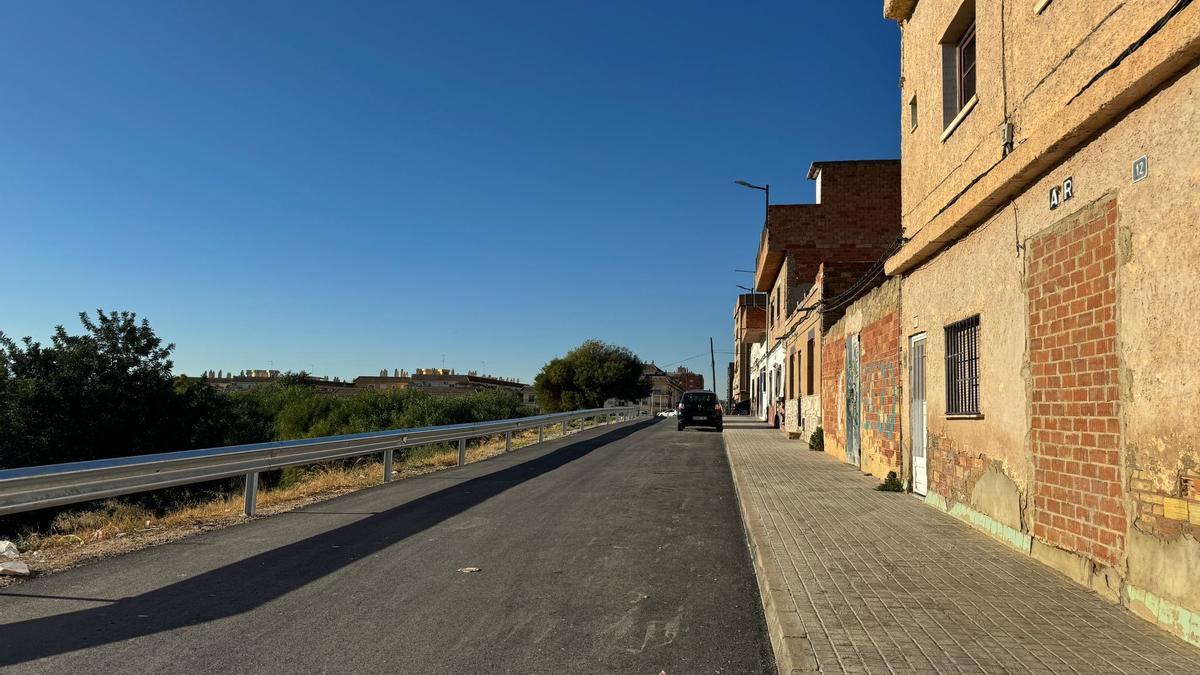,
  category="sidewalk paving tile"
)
[723,420,1200,674]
